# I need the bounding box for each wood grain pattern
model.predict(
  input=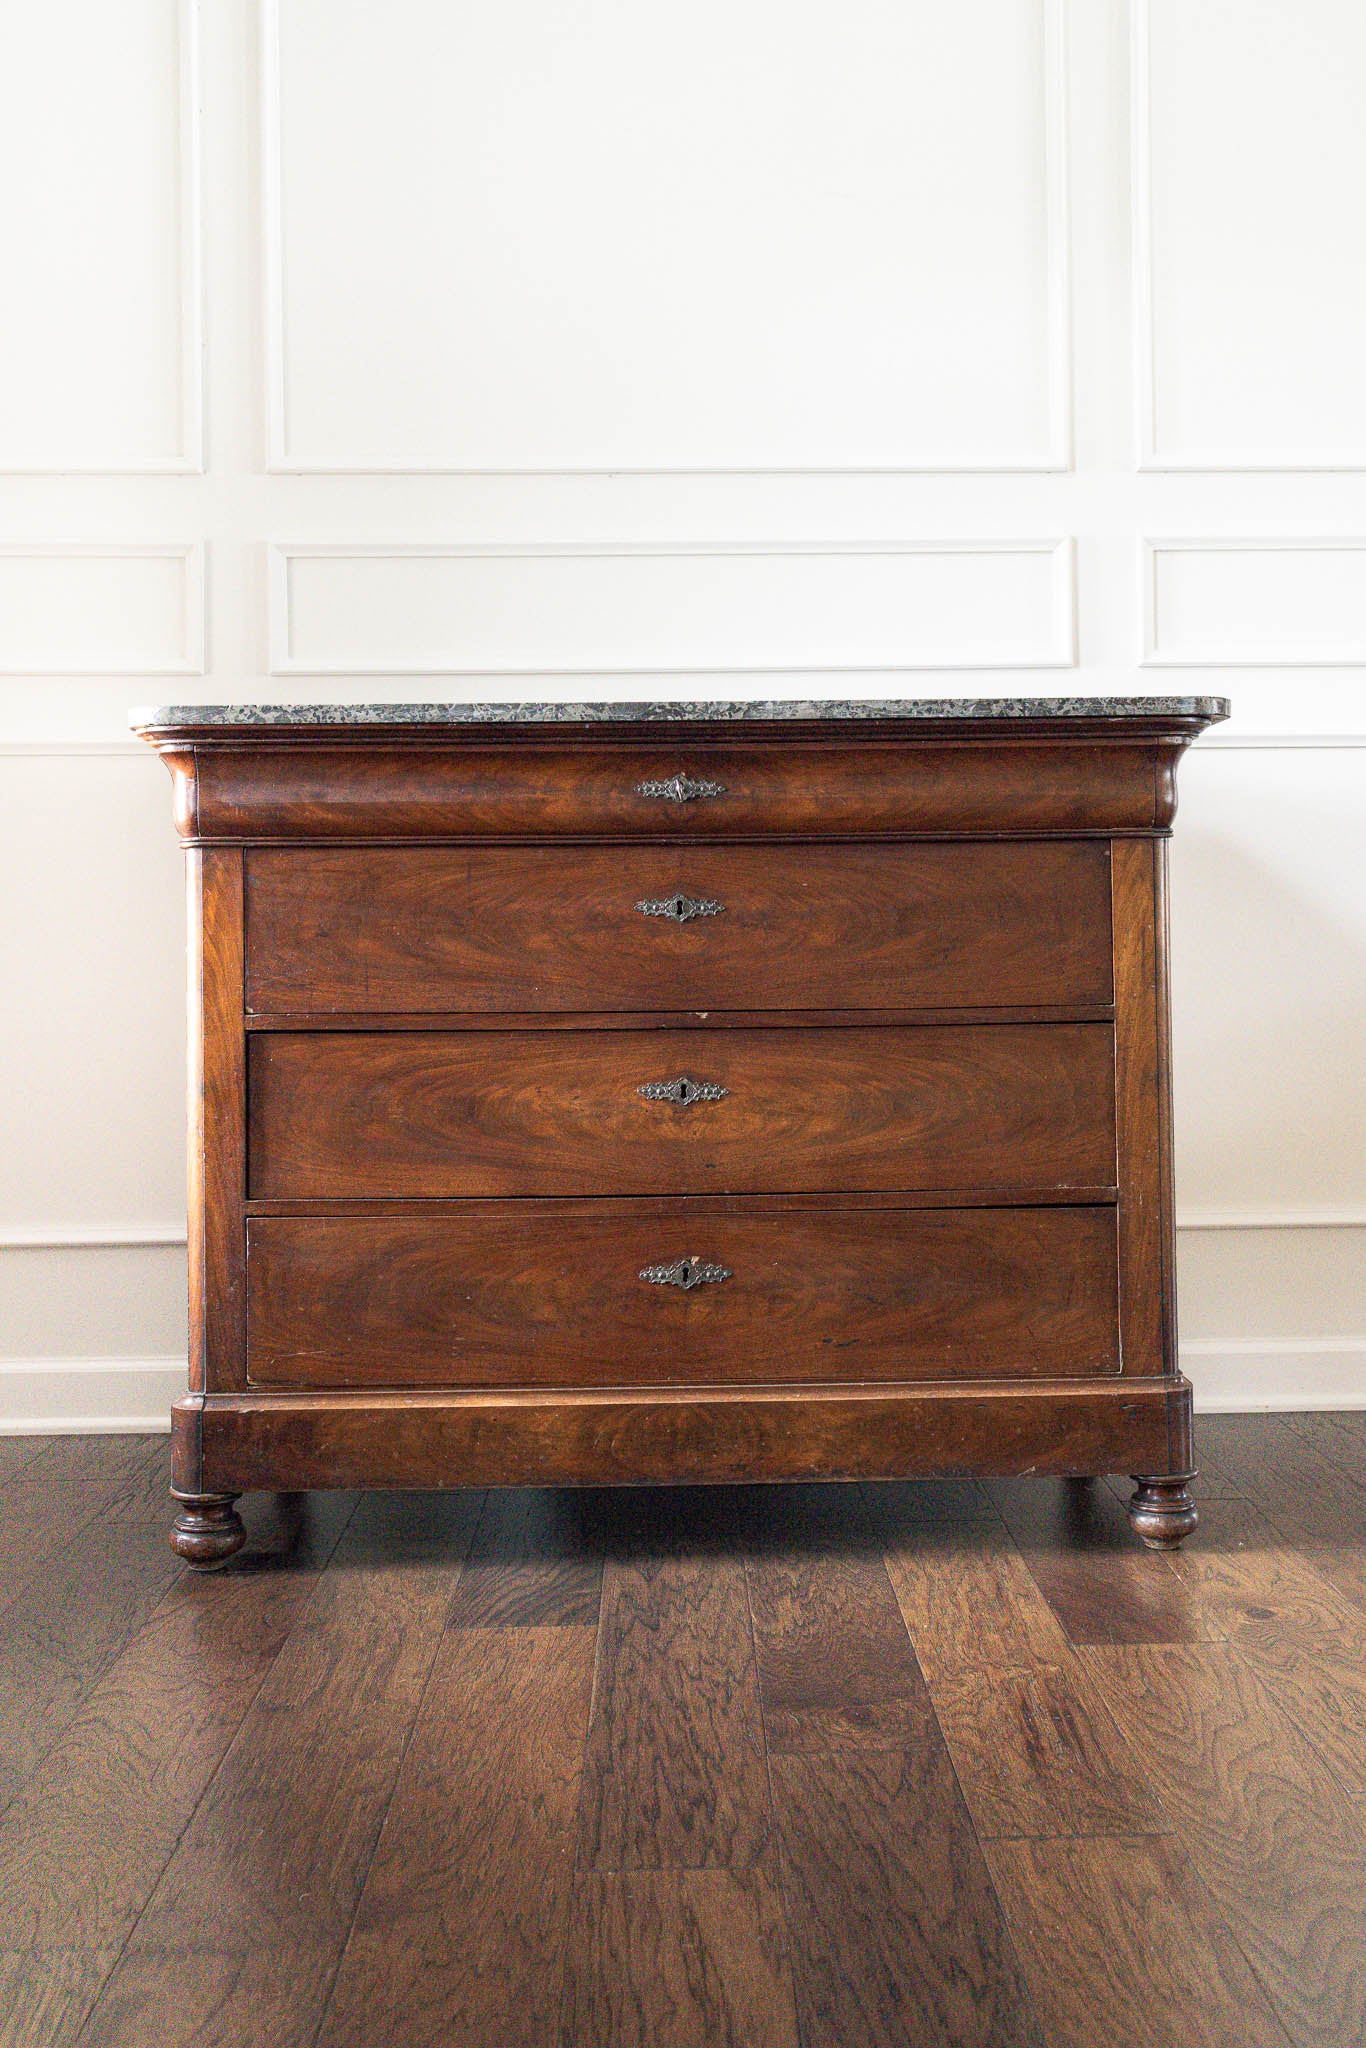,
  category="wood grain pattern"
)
[578,1501,773,1873]
[0,1948,116,2048]
[558,1870,800,2048]
[244,1204,1121,1390]
[929,1659,1167,1840]
[201,739,1163,843]
[102,1493,481,1959]
[191,847,247,1398]
[316,1625,597,2048]
[152,709,1213,1537]
[247,1020,1117,1199]
[1111,836,1172,1383]
[771,1746,1043,2047]
[0,1559,337,1951]
[447,1486,606,1628]
[985,1475,1203,1646]
[742,1485,939,1758]
[244,839,1114,1015]
[985,1834,1292,2048]
[194,1383,1180,1495]
[4,1414,1361,2048]
[0,1521,184,1811]
[1084,1643,1366,2048]
[868,1485,1073,1681]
